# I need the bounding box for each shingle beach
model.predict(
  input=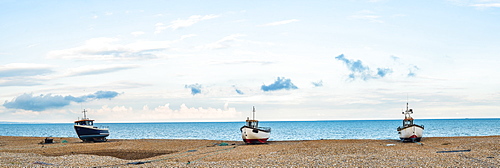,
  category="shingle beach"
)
[1,136,499,167]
